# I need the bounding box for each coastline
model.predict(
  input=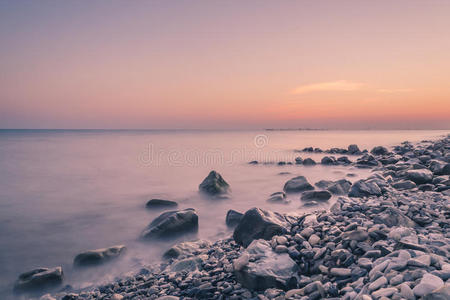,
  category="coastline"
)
[17,134,450,300]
